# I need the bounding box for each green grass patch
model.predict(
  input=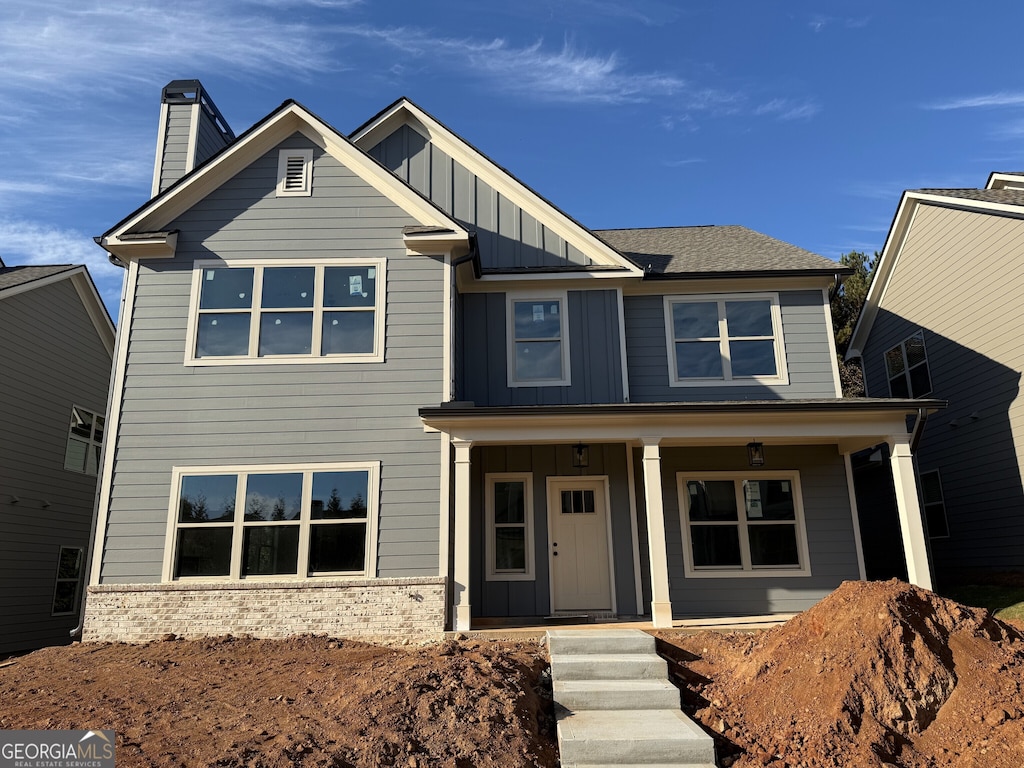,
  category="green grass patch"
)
[941,585,1024,623]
